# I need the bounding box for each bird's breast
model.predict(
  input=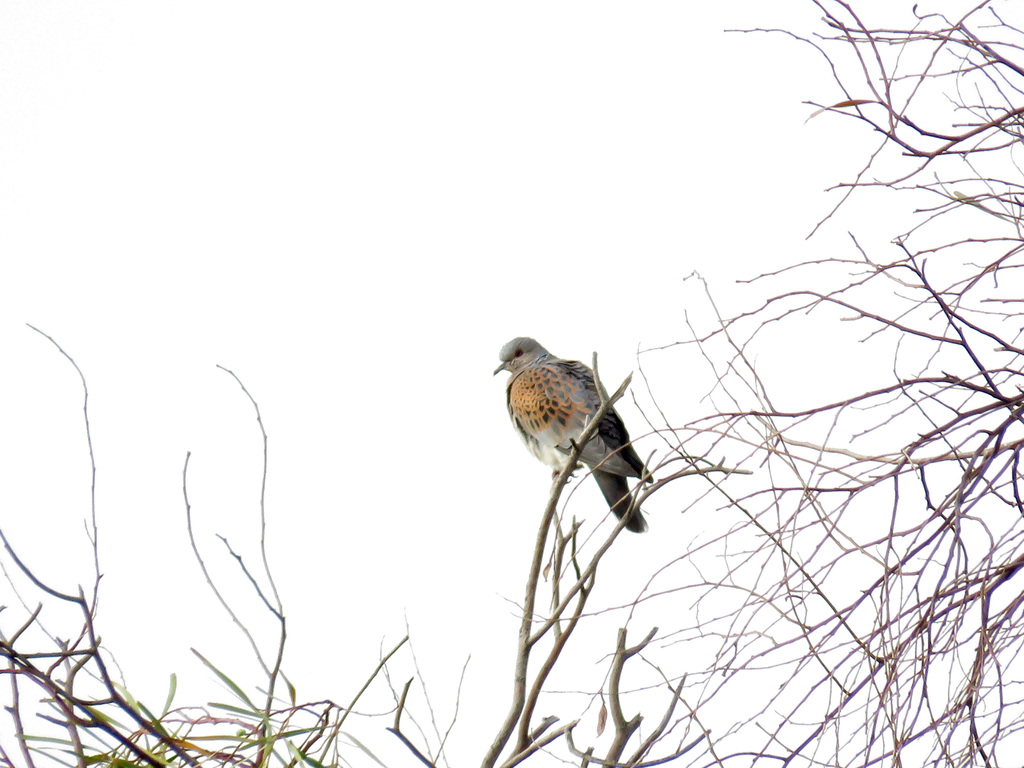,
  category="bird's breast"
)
[509,367,589,444]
